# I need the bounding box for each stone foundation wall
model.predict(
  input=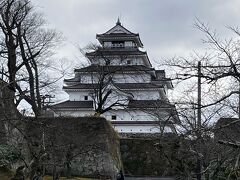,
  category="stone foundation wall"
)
[120,134,195,179]
[26,117,122,179]
[0,81,122,179]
